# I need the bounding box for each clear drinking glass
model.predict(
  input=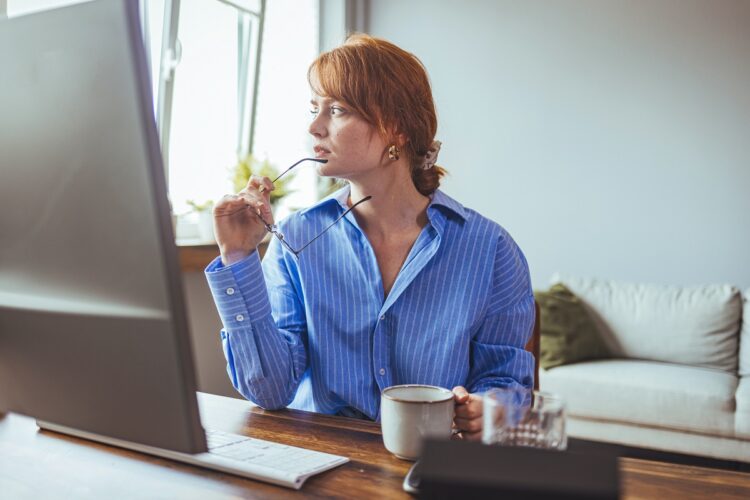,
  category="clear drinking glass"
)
[482,388,567,450]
